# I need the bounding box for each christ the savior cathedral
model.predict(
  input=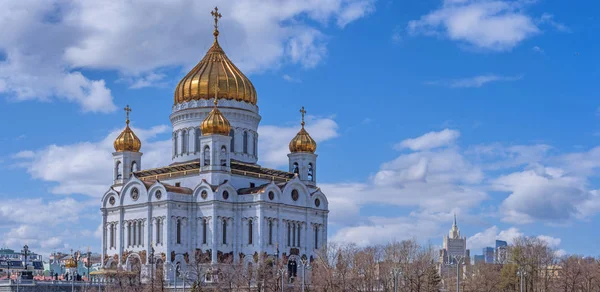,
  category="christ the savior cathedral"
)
[100,8,329,283]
